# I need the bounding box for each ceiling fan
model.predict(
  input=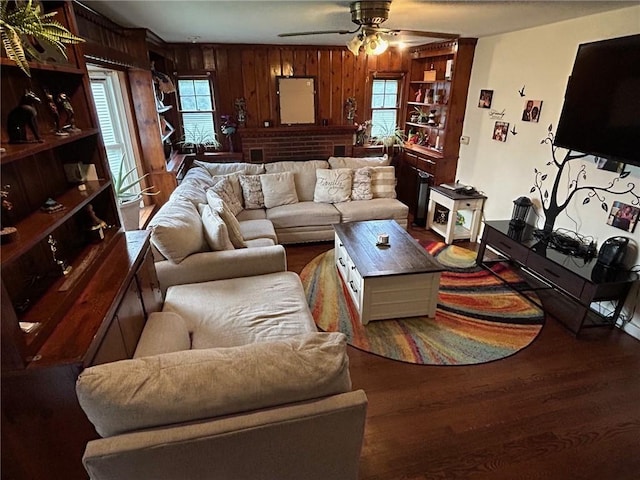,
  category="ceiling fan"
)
[278,1,459,56]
